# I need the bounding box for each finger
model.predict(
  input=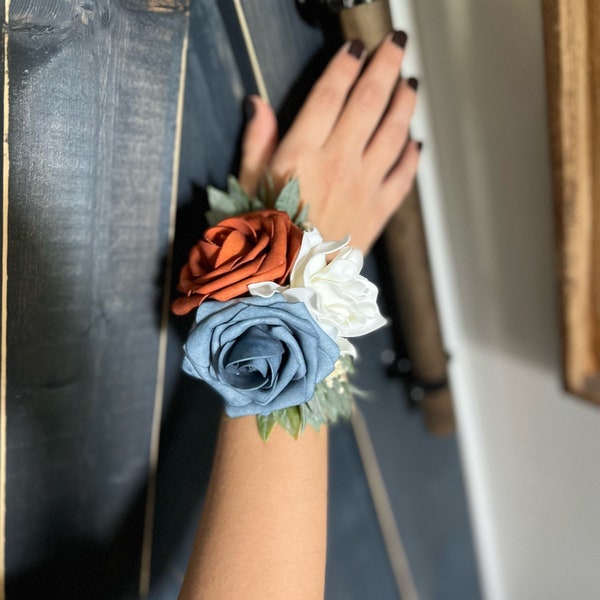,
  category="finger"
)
[238,96,278,195]
[279,40,366,152]
[326,31,408,154]
[363,77,418,179]
[380,139,422,215]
